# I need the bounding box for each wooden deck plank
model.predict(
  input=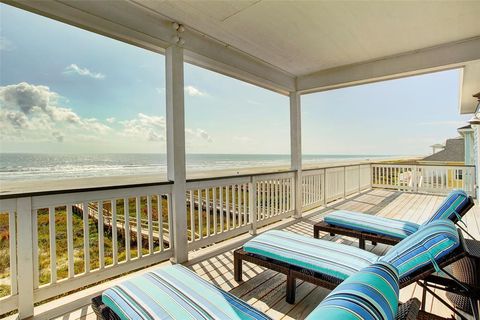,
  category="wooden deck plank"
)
[47,190,477,320]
